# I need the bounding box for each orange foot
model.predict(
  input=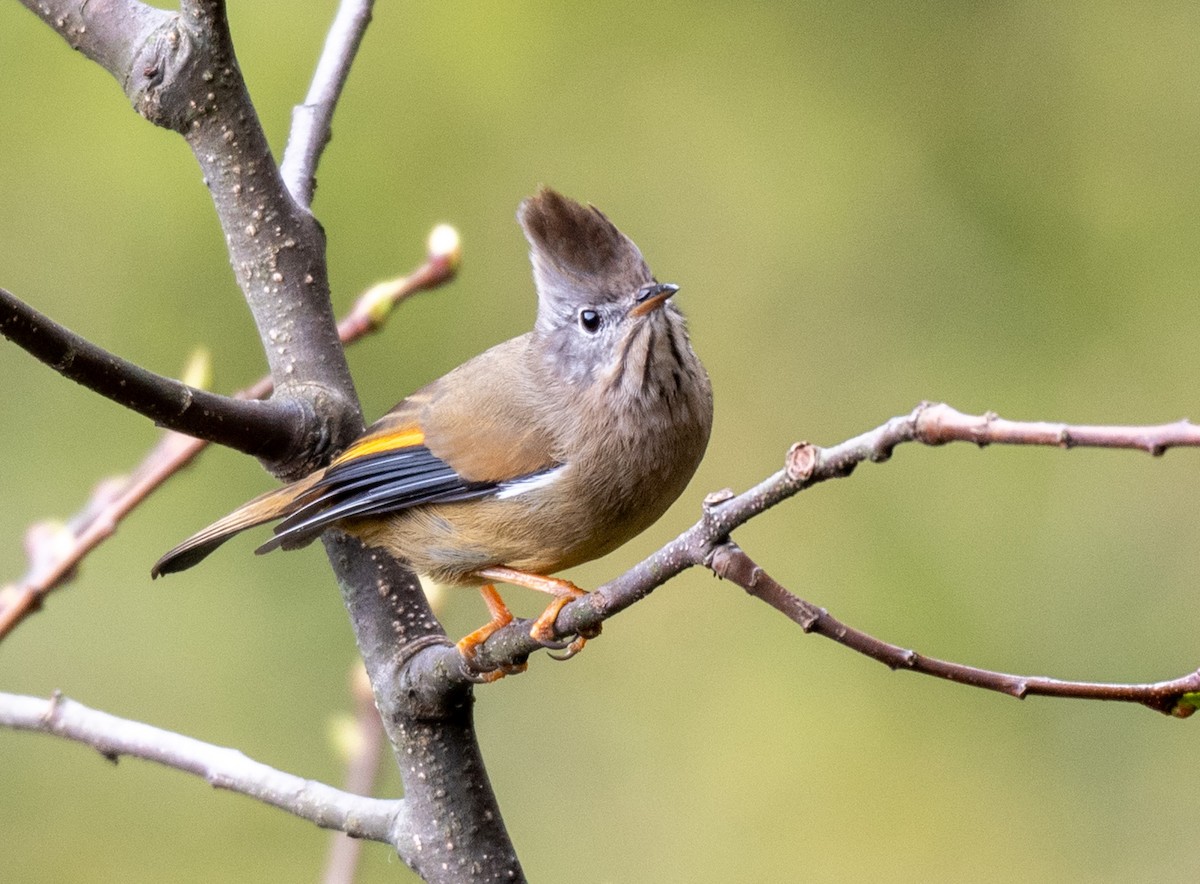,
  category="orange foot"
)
[455,584,528,681]
[475,566,602,659]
